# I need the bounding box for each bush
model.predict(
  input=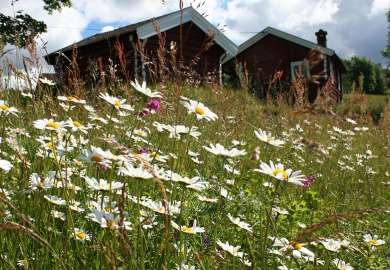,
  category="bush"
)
[368,102,386,124]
